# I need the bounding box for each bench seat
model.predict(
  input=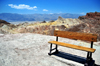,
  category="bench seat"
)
[48,30,97,65]
[48,41,96,53]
